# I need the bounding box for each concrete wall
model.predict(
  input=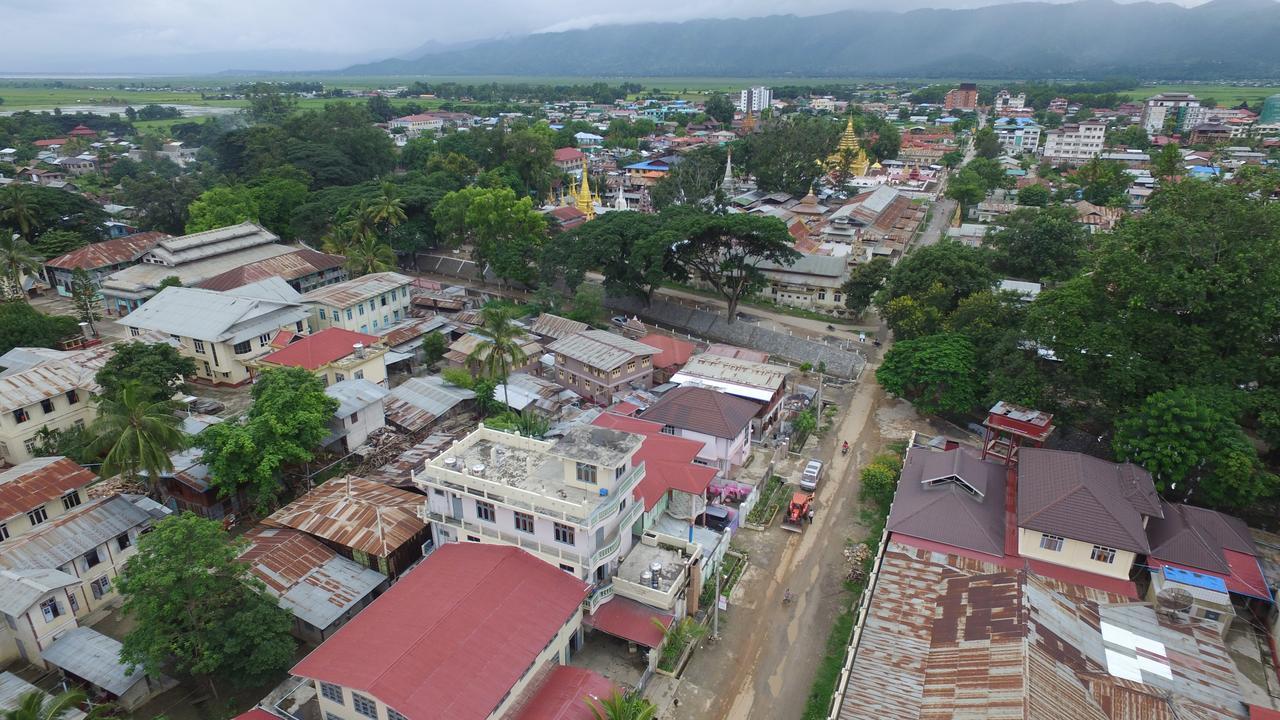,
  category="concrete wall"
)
[1016,528,1134,580]
[0,391,96,466]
